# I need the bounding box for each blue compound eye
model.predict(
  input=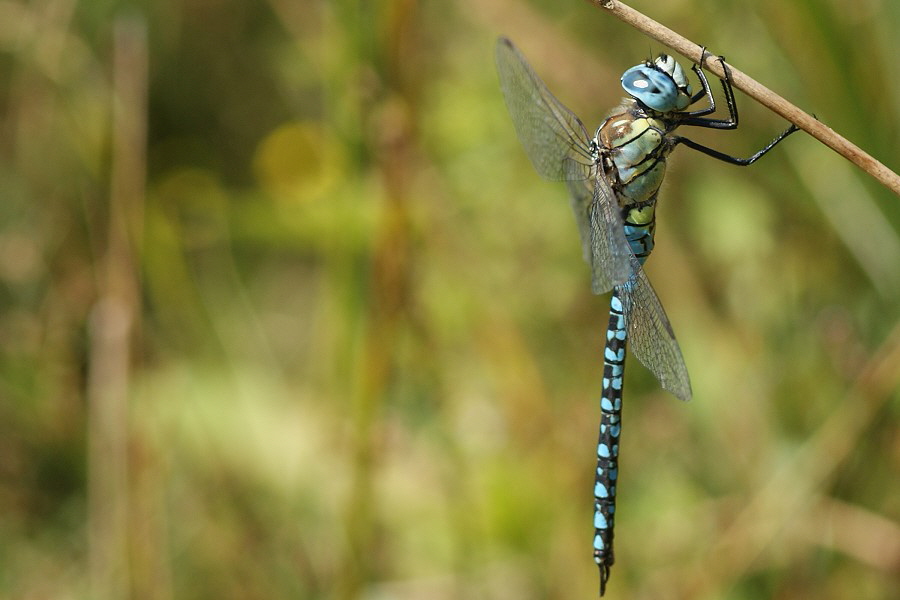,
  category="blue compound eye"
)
[621,64,682,112]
